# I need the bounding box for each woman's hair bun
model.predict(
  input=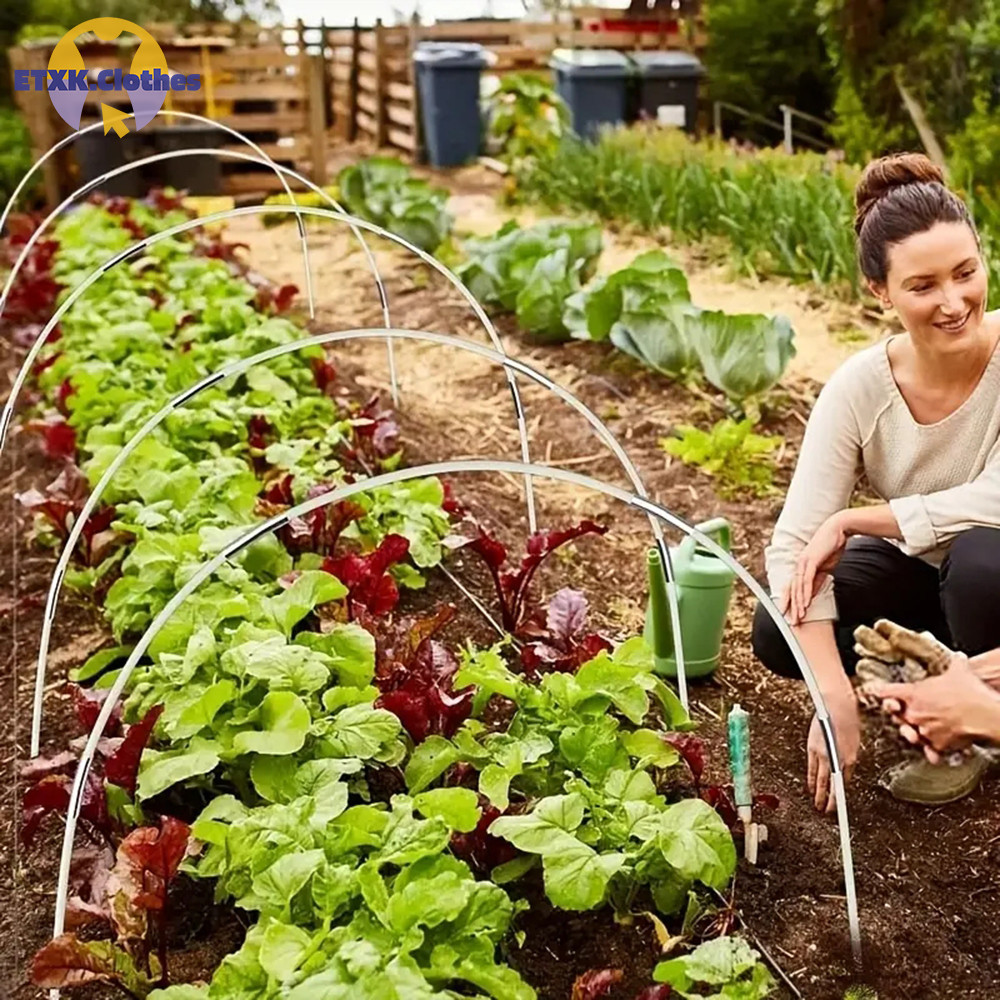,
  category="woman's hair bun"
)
[854,152,945,236]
